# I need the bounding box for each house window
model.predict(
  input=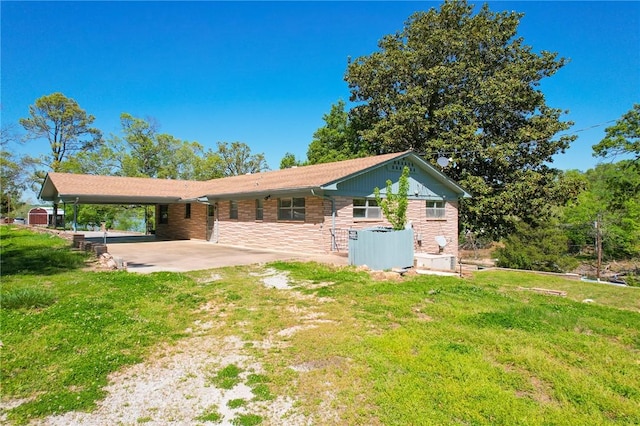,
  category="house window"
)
[353,198,381,219]
[426,200,446,219]
[278,197,305,221]
[185,203,191,219]
[159,205,169,224]
[255,199,263,220]
[229,200,238,219]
